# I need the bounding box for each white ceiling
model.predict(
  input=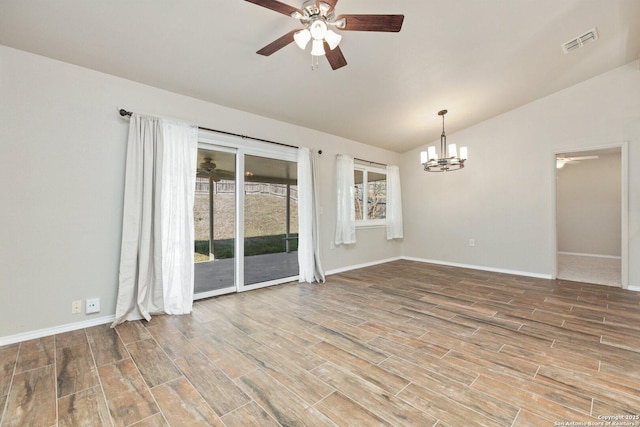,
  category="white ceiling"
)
[1,0,639,153]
